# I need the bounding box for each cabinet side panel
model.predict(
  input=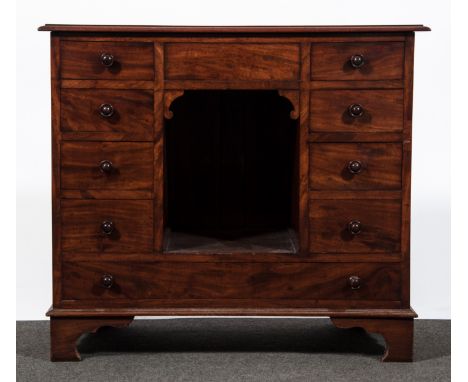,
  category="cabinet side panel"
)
[51,33,62,305]
[154,42,165,251]
[299,43,311,252]
[401,33,415,307]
